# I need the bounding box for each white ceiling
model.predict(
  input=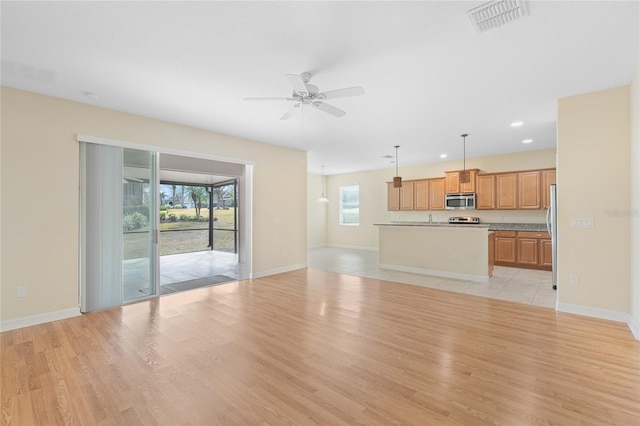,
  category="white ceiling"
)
[2,1,638,175]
